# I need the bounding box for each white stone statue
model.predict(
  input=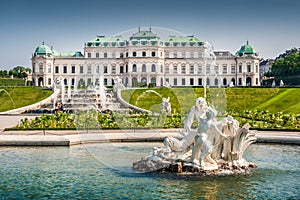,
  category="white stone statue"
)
[164,97,207,152]
[280,80,284,87]
[113,76,125,92]
[133,97,257,174]
[160,97,171,115]
[192,107,228,170]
